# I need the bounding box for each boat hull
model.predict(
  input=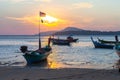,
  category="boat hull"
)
[51,38,70,45]
[23,51,51,64]
[69,39,78,42]
[22,46,52,64]
[91,37,114,49]
[98,38,120,44]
